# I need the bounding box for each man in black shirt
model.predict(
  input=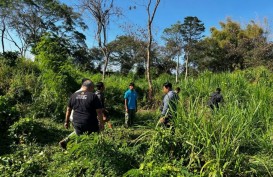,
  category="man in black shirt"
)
[65,80,104,135]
